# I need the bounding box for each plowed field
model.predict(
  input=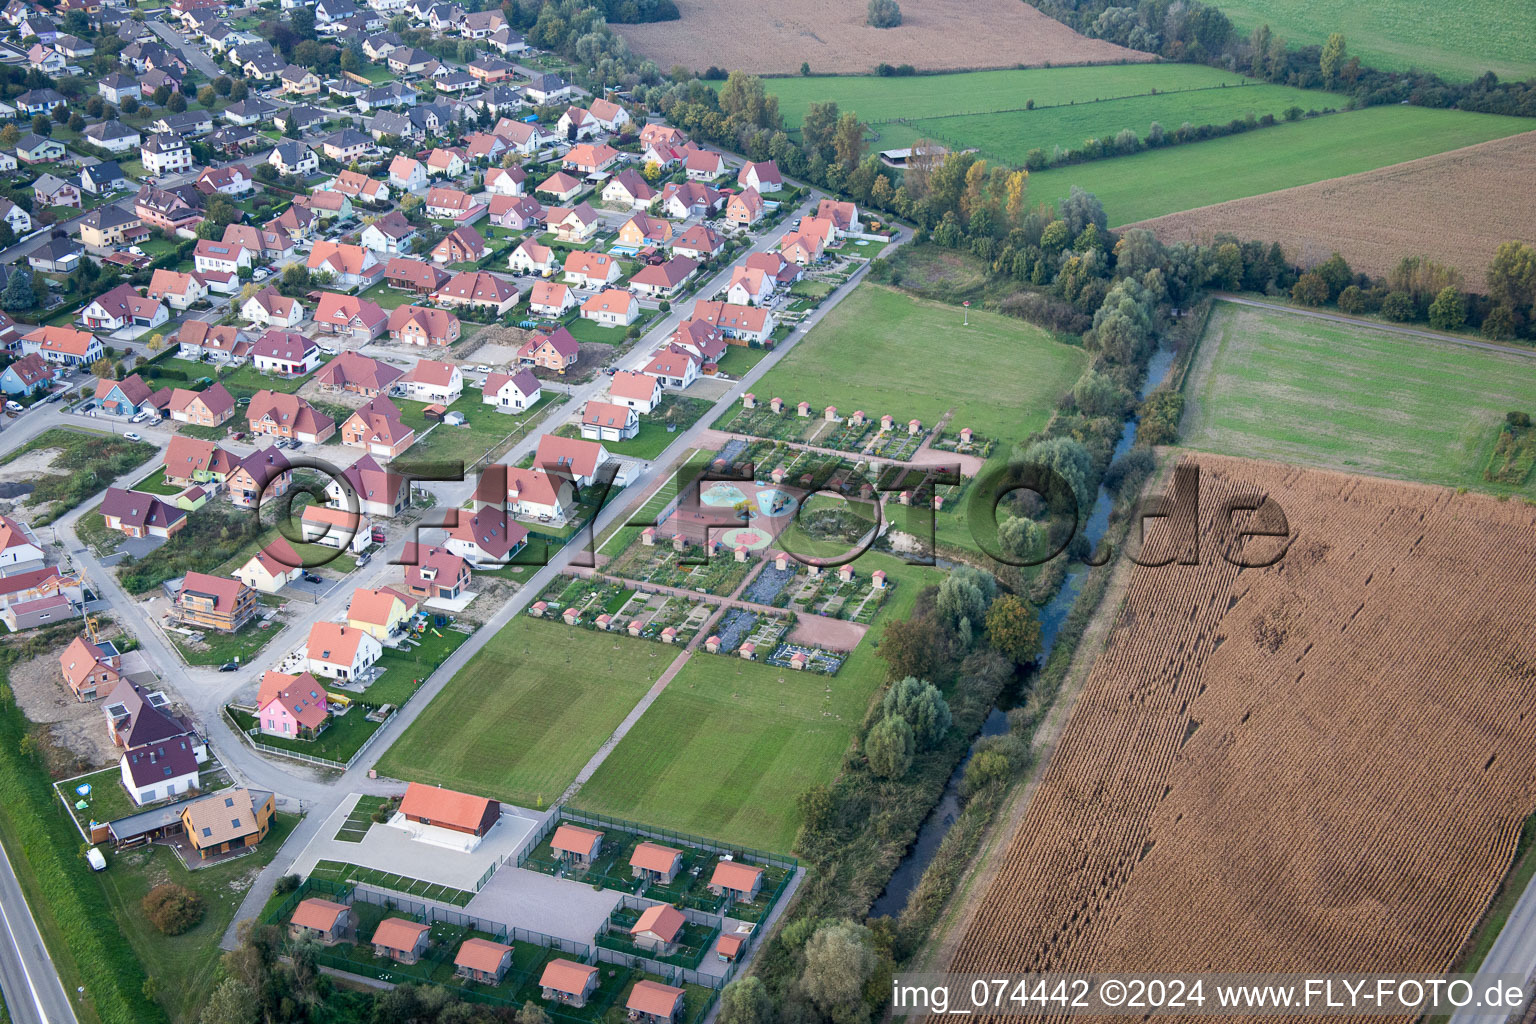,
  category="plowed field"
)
[950,455,1536,1011]
[614,0,1146,75]
[1126,131,1536,287]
